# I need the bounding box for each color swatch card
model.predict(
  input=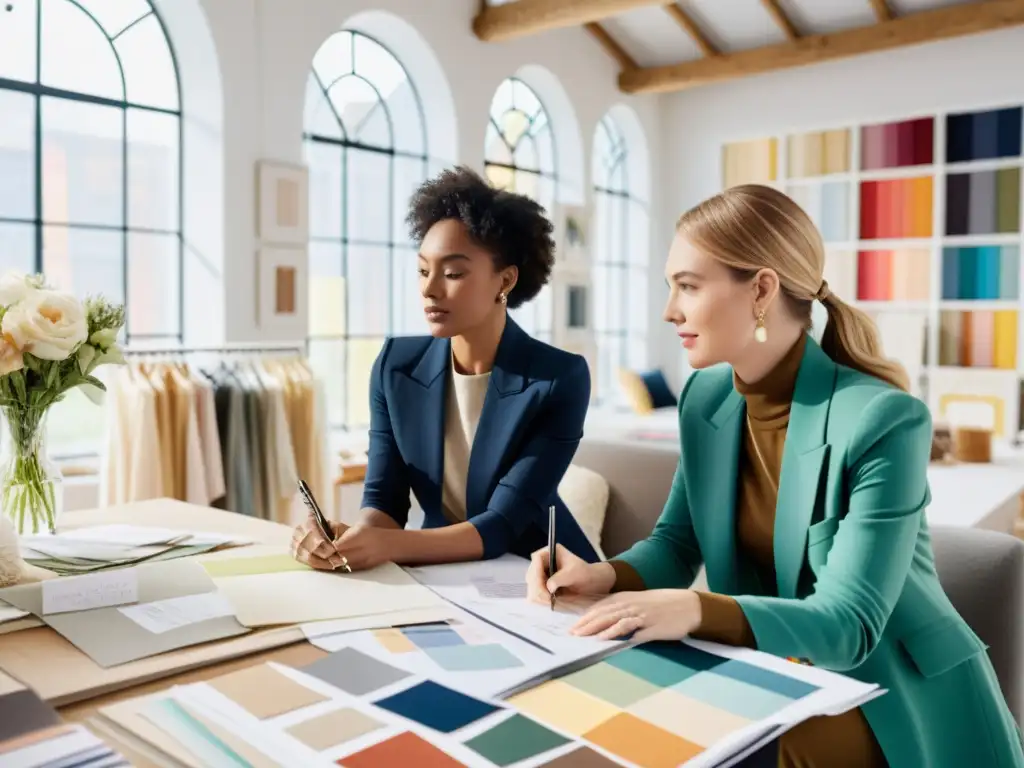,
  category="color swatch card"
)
[505,638,883,768]
[309,607,554,699]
